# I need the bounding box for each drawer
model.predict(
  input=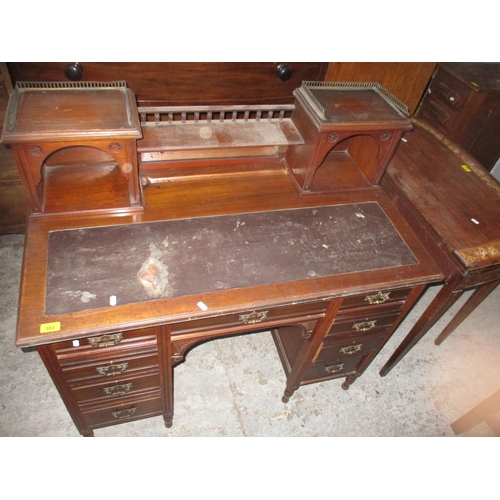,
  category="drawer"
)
[419,99,459,133]
[71,371,160,403]
[304,353,363,381]
[315,333,386,363]
[171,300,328,336]
[61,351,159,383]
[52,327,159,365]
[80,390,163,428]
[340,288,411,310]
[326,304,403,338]
[431,70,471,110]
